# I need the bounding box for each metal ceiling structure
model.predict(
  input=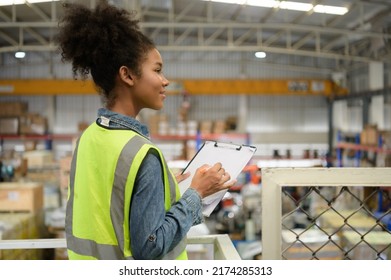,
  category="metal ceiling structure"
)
[0,0,391,74]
